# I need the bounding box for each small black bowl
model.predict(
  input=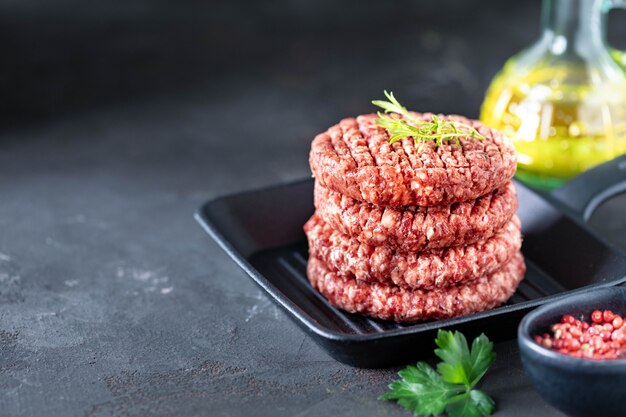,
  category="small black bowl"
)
[518,287,626,417]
